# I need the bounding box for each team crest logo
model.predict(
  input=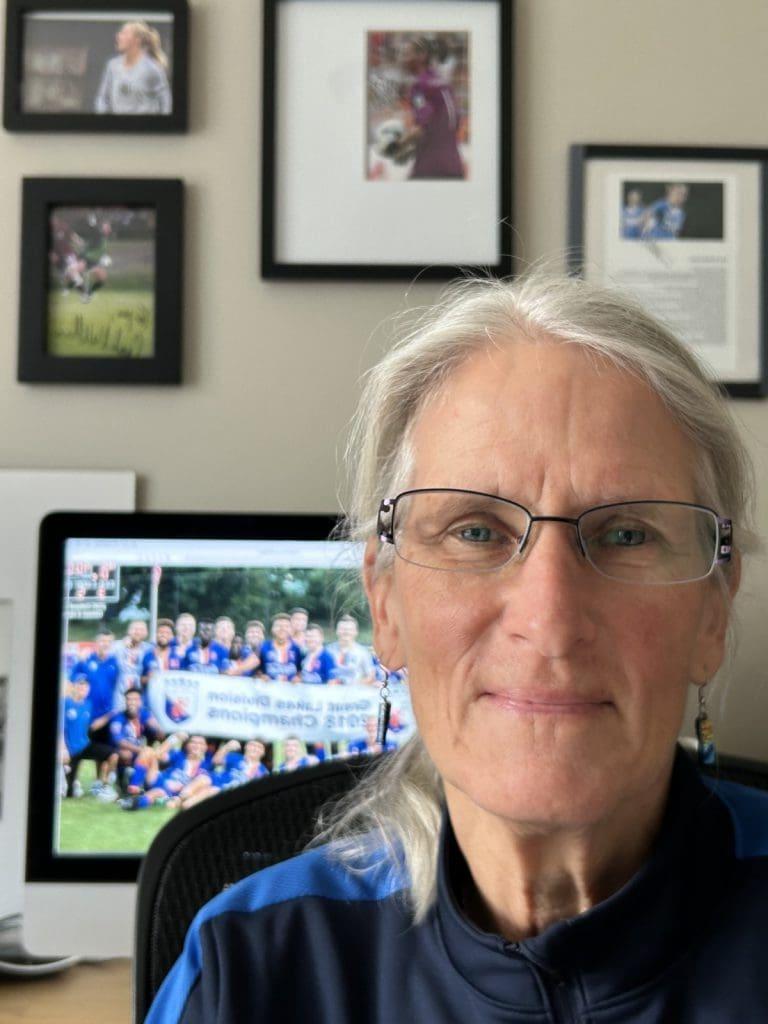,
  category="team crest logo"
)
[164,675,199,724]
